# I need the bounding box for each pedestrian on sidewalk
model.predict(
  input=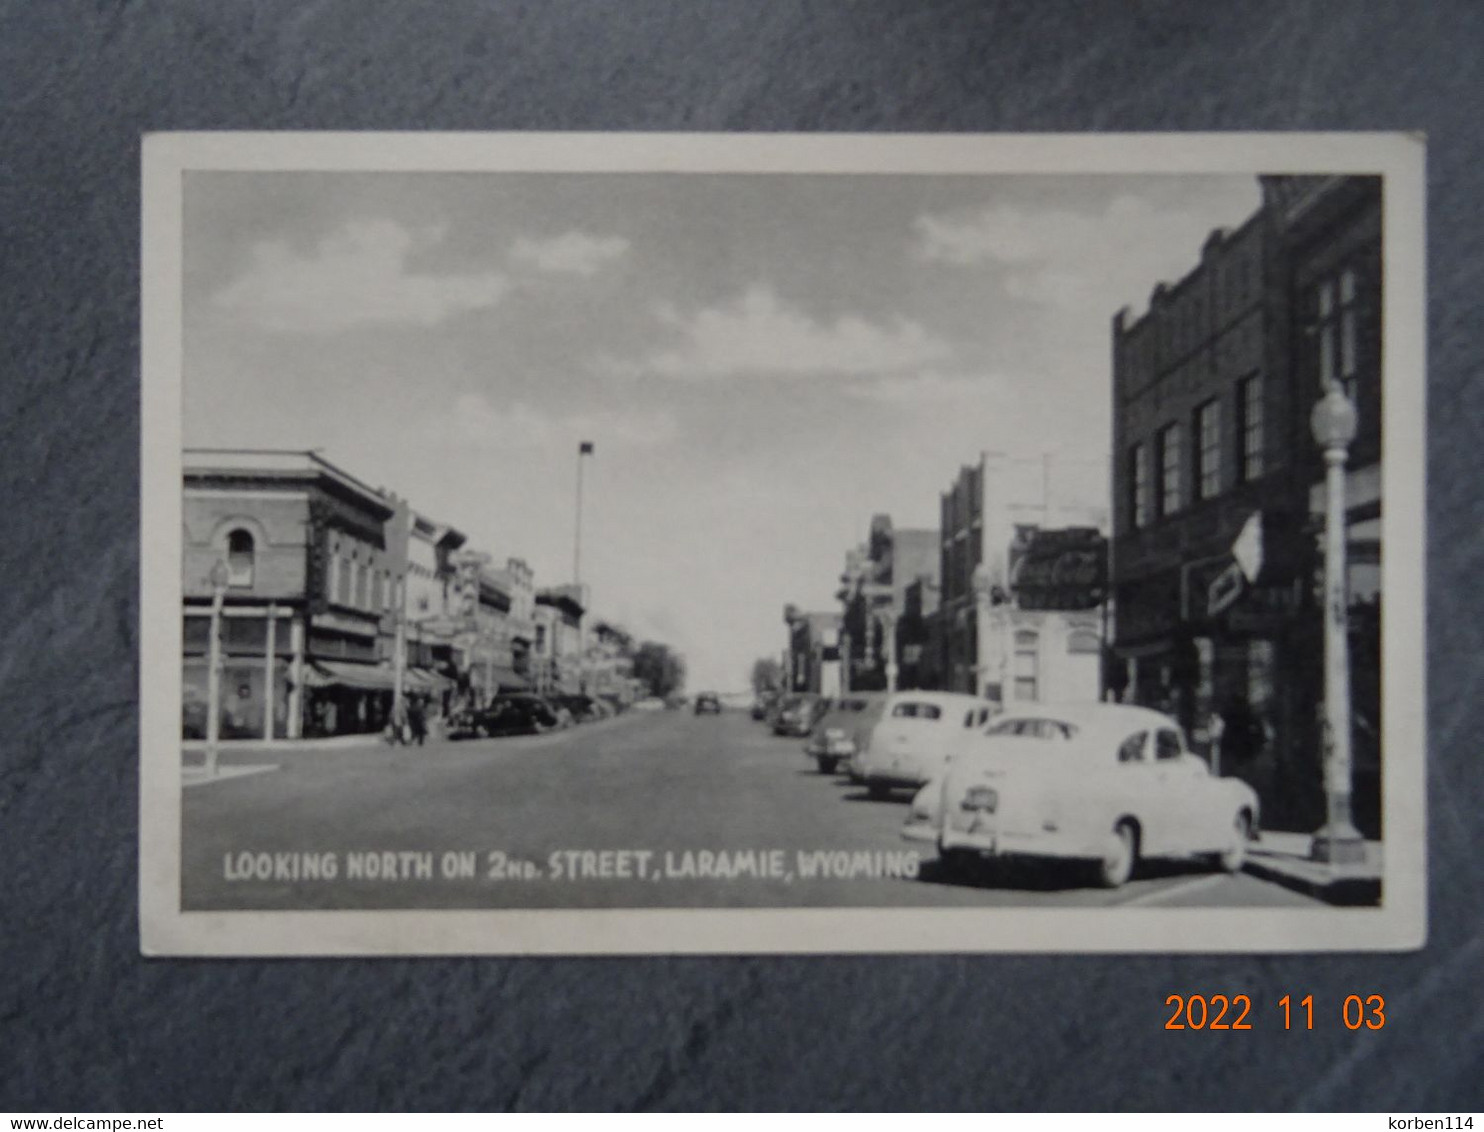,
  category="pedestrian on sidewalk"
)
[408,697,427,747]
